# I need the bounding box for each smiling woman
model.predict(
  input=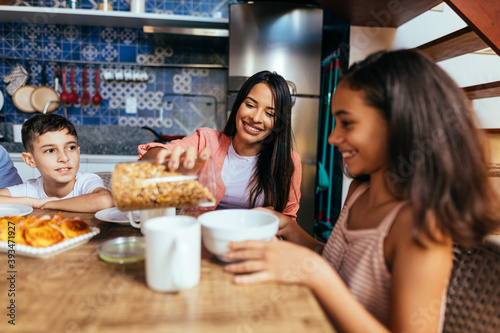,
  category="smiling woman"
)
[138,71,303,220]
